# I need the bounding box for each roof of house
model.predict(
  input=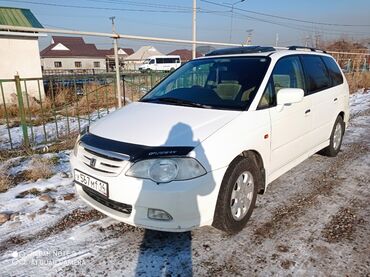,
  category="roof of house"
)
[52,36,84,45]
[126,46,163,60]
[0,7,43,28]
[167,49,202,61]
[40,36,105,58]
[41,36,135,58]
[122,48,134,56]
[98,47,135,56]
